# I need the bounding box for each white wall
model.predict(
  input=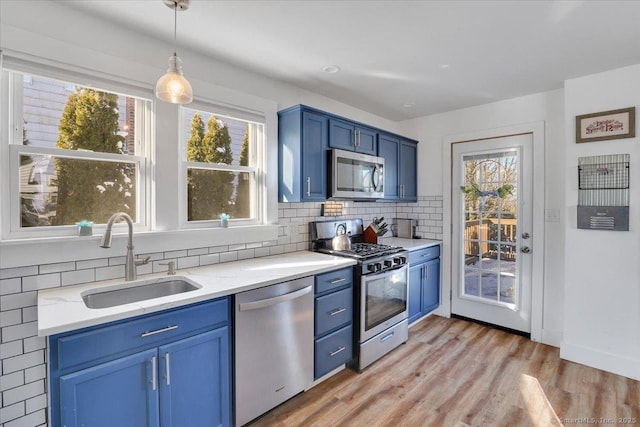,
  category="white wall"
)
[561,65,640,380]
[399,89,566,346]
